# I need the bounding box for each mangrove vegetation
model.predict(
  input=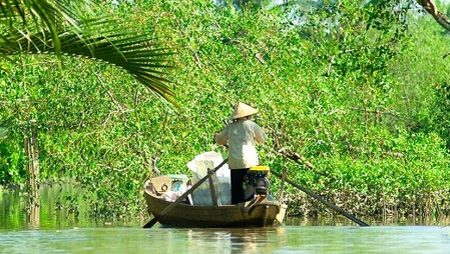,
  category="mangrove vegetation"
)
[1,0,450,224]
